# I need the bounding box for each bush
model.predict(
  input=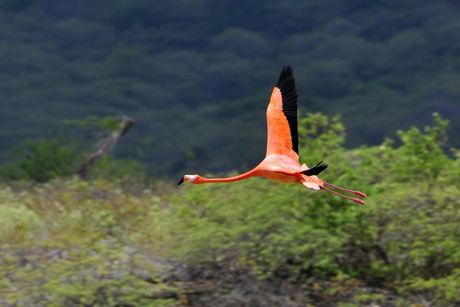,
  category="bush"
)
[0,179,177,307]
[154,113,460,305]
[1,113,459,306]
[0,136,147,183]
[0,138,81,182]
